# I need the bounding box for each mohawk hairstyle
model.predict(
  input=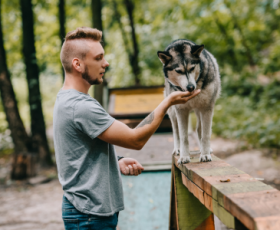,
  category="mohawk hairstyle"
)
[65,27,102,42]
[60,27,102,73]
